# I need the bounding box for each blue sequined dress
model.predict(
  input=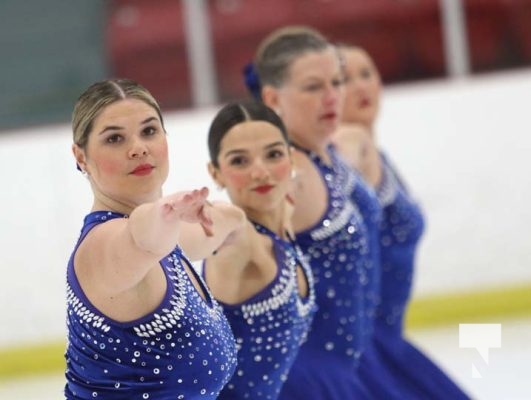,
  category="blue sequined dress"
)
[343,147,383,344]
[209,222,316,400]
[359,153,471,399]
[279,145,379,400]
[65,211,237,400]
